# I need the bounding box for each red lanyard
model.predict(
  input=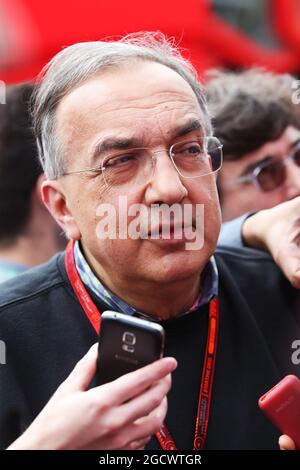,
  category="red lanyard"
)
[65,239,219,450]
